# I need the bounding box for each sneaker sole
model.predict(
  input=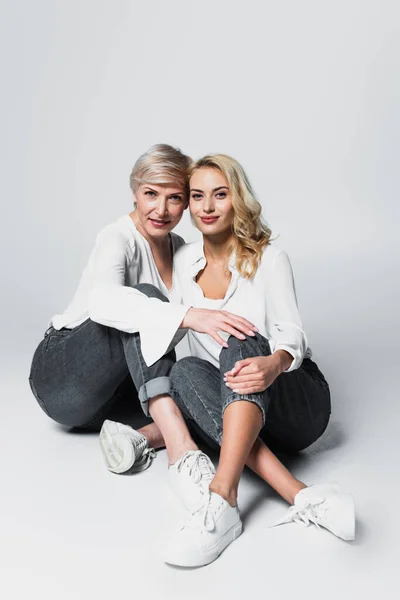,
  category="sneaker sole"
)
[99,420,135,474]
[165,520,243,568]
